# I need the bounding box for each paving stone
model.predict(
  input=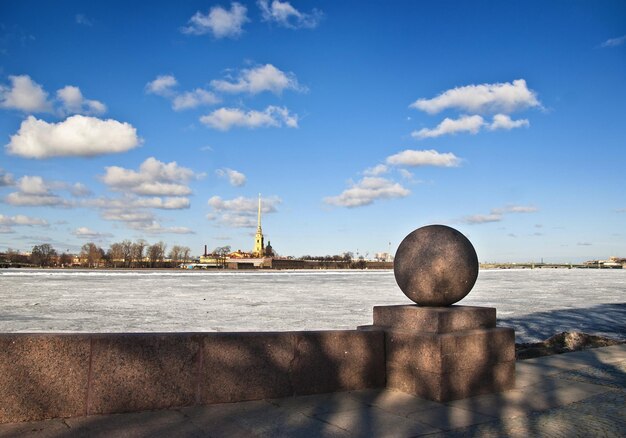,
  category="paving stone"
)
[269,391,369,416]
[556,360,626,389]
[448,376,611,420]
[347,388,443,416]
[65,409,204,438]
[513,370,564,388]
[182,400,349,438]
[407,405,496,430]
[314,406,442,438]
[0,418,69,438]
